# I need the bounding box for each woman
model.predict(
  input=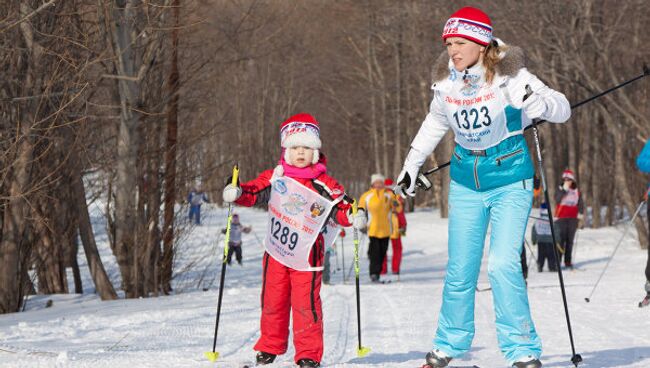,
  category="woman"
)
[396,7,571,368]
[554,169,584,268]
